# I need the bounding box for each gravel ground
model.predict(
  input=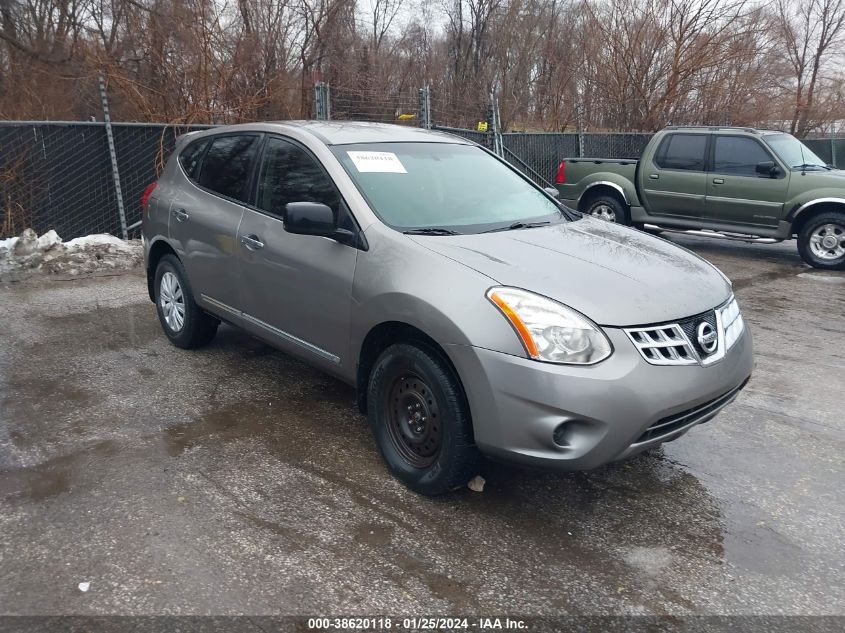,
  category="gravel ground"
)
[0,235,843,621]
